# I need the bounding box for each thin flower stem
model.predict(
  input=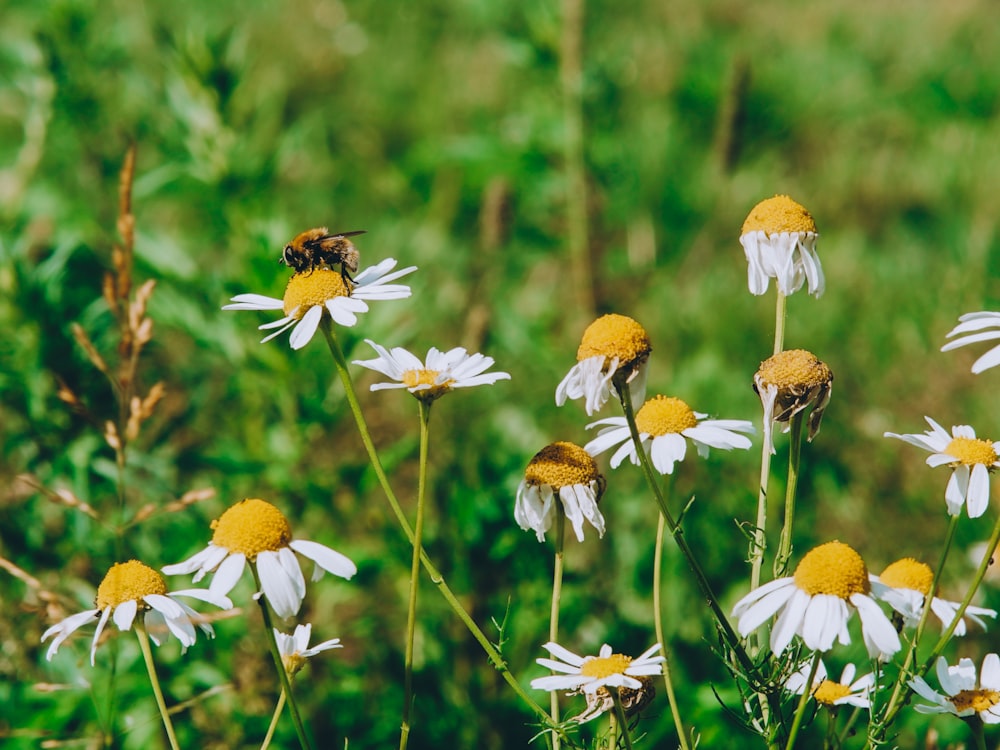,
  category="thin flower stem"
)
[774,412,805,577]
[654,509,691,750]
[400,400,432,750]
[749,437,772,593]
[611,688,635,750]
[549,504,566,750]
[134,621,181,750]
[785,652,820,750]
[252,566,315,750]
[261,689,287,750]
[773,291,787,356]
[969,716,988,750]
